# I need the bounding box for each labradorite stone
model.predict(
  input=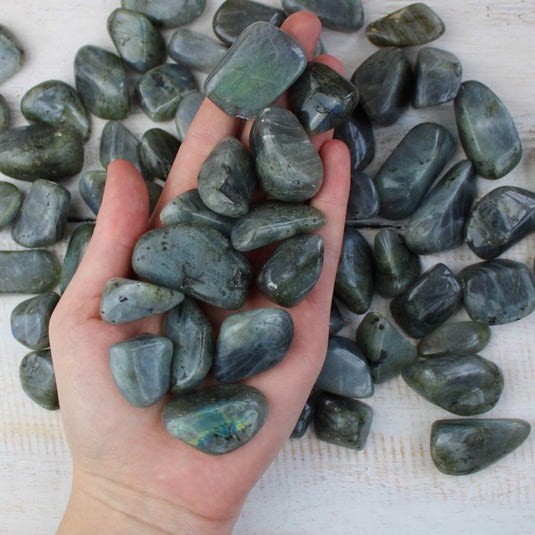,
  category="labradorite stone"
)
[163,298,213,394]
[282,0,364,32]
[346,171,380,221]
[329,300,344,335]
[454,81,522,179]
[231,201,325,252]
[59,223,94,293]
[0,94,9,133]
[0,25,24,84]
[132,223,251,309]
[459,259,535,325]
[430,418,531,475]
[122,0,206,28]
[291,395,315,439]
[0,181,22,229]
[99,121,146,176]
[74,45,129,120]
[21,80,91,142]
[108,8,166,73]
[205,23,306,118]
[0,124,84,182]
[198,137,257,218]
[214,308,294,383]
[19,349,59,411]
[405,160,476,254]
[162,384,268,455]
[140,128,180,181]
[79,170,107,215]
[174,91,203,141]
[256,234,324,307]
[11,292,60,350]
[250,106,323,201]
[11,179,70,248]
